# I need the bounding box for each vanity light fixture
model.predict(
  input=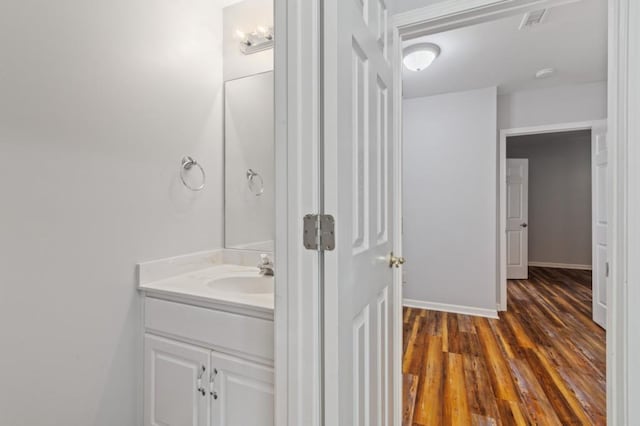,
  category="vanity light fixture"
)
[402,43,441,72]
[238,26,274,55]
